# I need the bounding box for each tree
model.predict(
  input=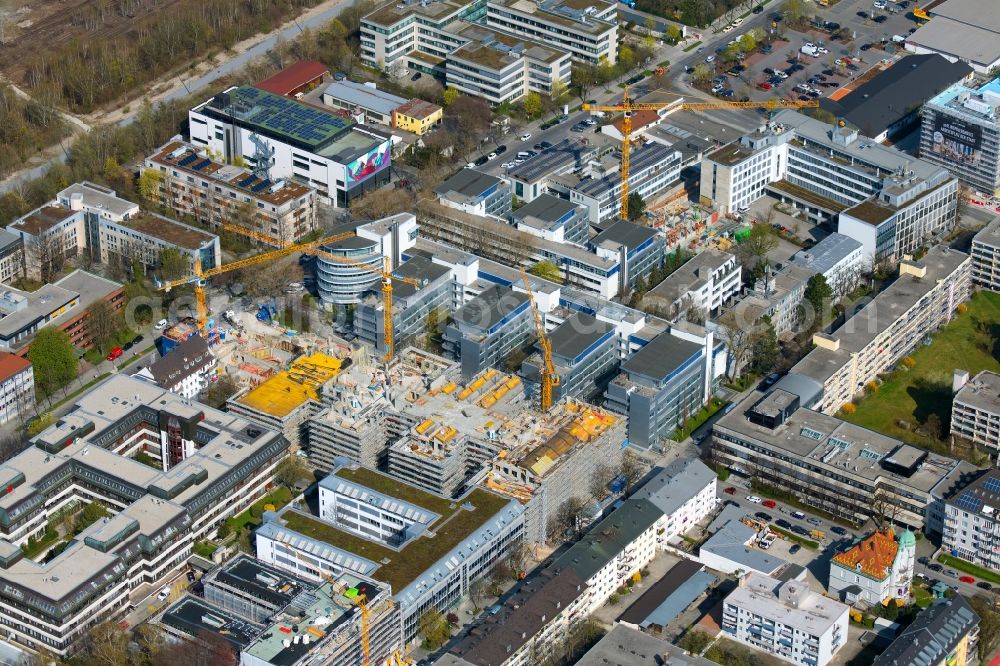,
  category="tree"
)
[29,328,77,399]
[77,501,110,531]
[83,622,131,666]
[134,624,165,663]
[718,311,754,380]
[425,306,446,351]
[627,192,647,221]
[739,33,756,53]
[620,450,643,493]
[572,64,596,101]
[276,455,313,488]
[970,595,1000,662]
[596,56,615,85]
[201,374,239,409]
[158,247,190,281]
[589,463,616,500]
[745,223,779,262]
[528,260,563,283]
[30,233,66,283]
[418,609,450,650]
[550,79,568,102]
[618,46,635,74]
[925,413,943,441]
[802,273,833,330]
[469,577,489,612]
[138,168,163,201]
[751,319,780,375]
[870,488,899,531]
[86,299,120,354]
[665,24,682,44]
[549,496,587,541]
[442,86,460,107]
[691,63,712,85]
[522,92,543,118]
